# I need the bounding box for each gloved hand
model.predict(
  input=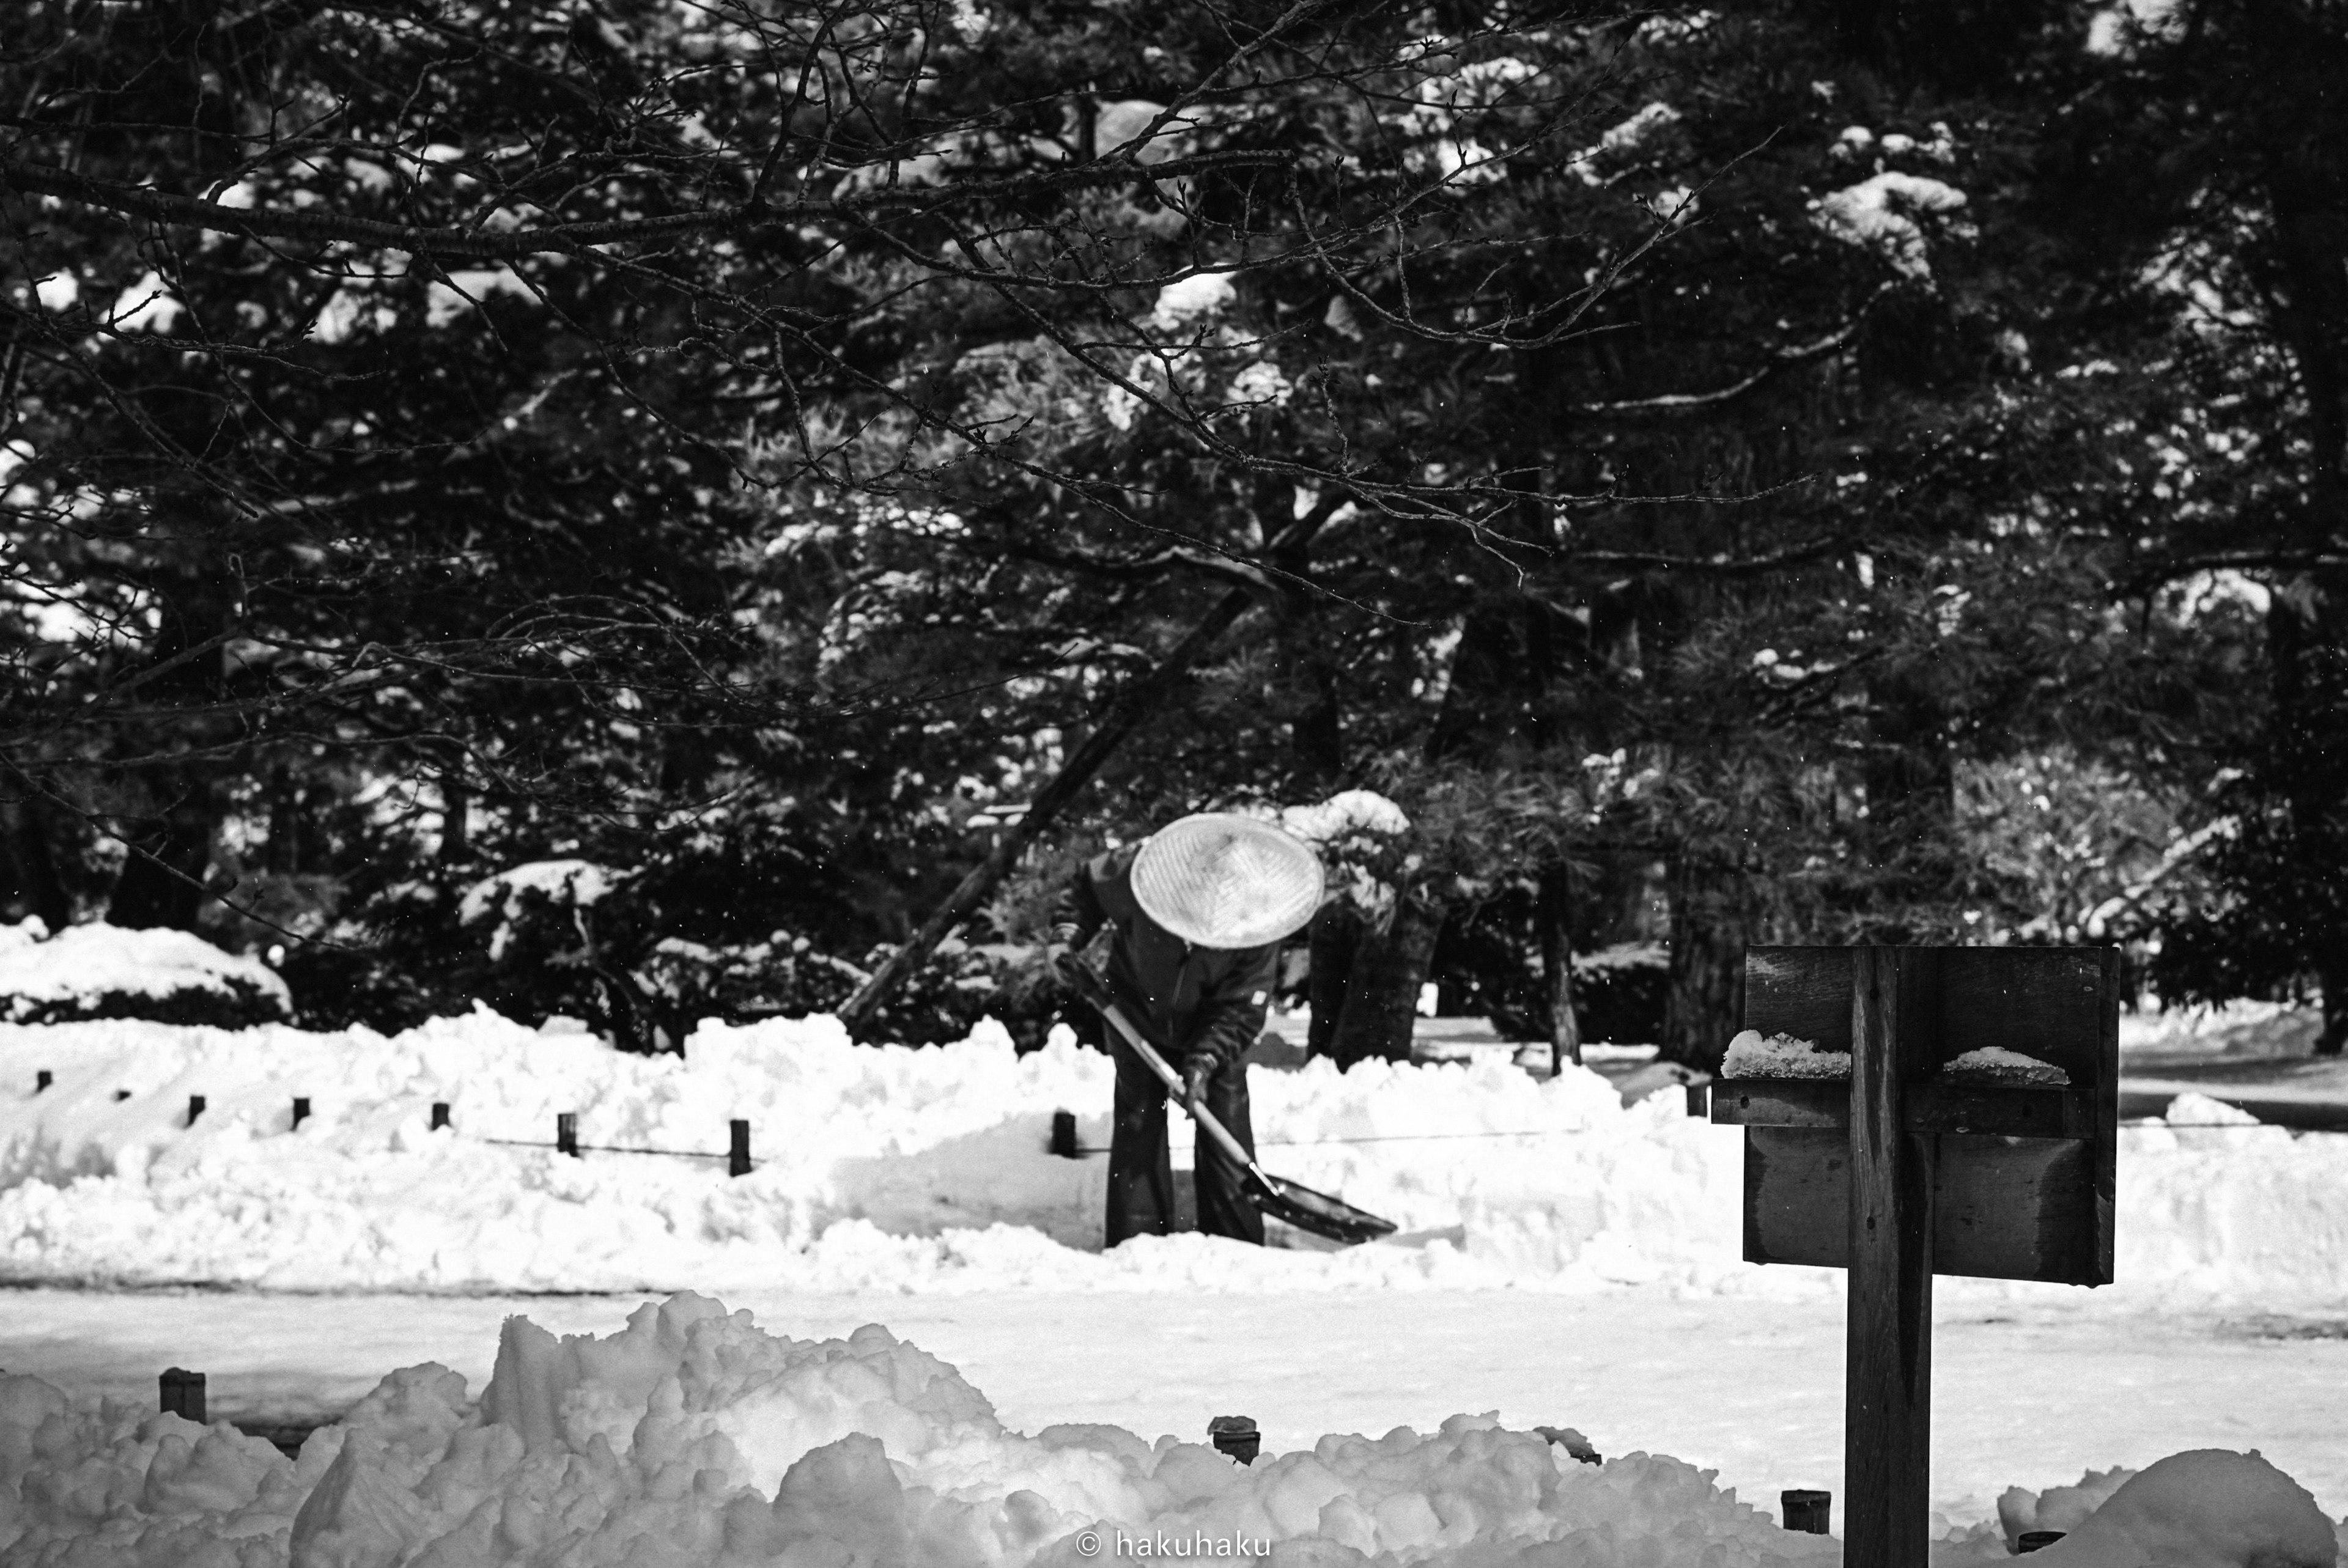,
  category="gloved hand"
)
[1181,1053,1216,1105]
